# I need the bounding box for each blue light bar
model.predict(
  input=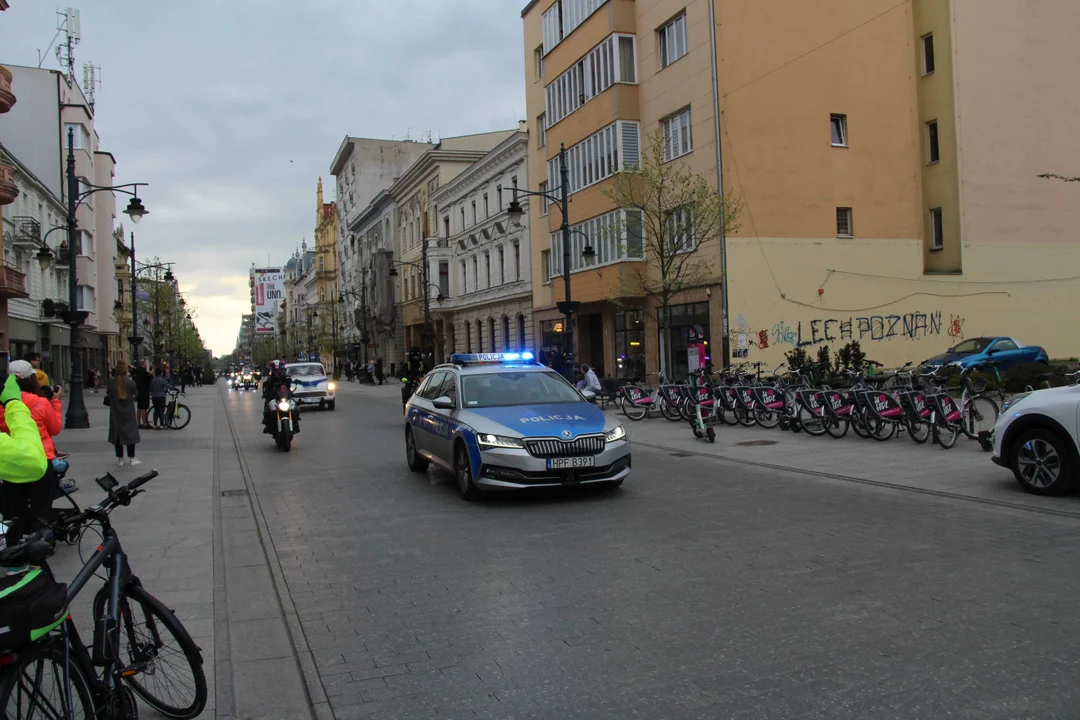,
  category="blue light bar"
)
[450,352,537,365]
